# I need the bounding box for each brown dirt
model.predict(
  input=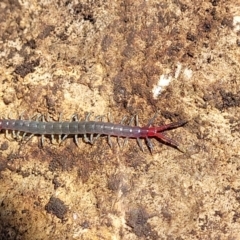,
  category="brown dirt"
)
[0,0,240,239]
